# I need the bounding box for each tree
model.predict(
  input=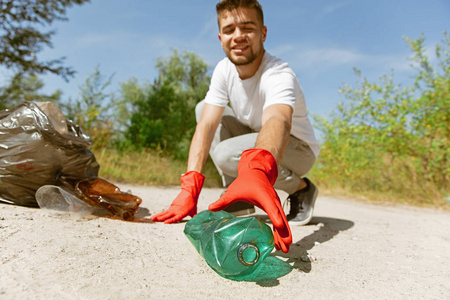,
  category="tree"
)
[0,0,91,80]
[313,33,449,202]
[0,72,61,109]
[122,49,210,157]
[61,66,116,149]
[124,81,185,152]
